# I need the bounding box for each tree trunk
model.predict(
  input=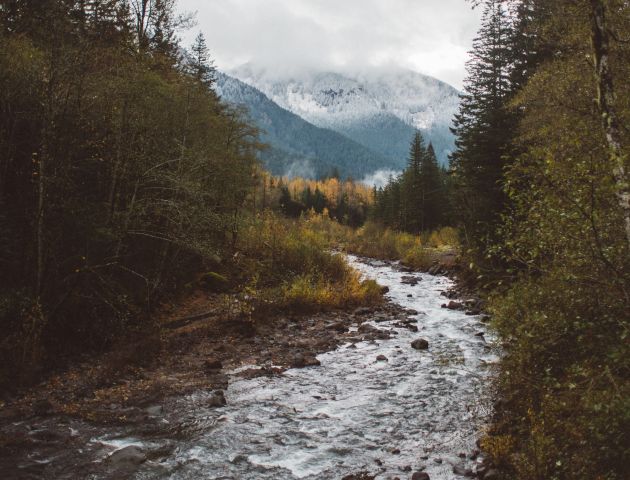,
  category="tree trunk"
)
[590,0,630,246]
